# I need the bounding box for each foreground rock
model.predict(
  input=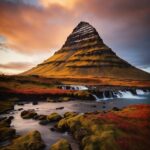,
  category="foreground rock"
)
[55,105,150,150]
[0,117,16,142]
[50,139,72,150]
[1,130,45,150]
